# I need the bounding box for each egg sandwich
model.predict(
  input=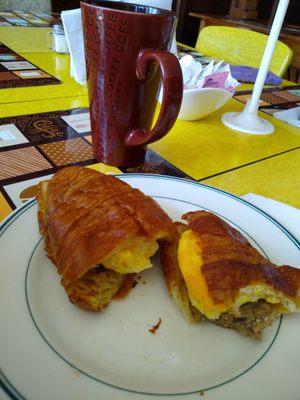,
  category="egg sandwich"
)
[161,210,300,337]
[37,166,175,311]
